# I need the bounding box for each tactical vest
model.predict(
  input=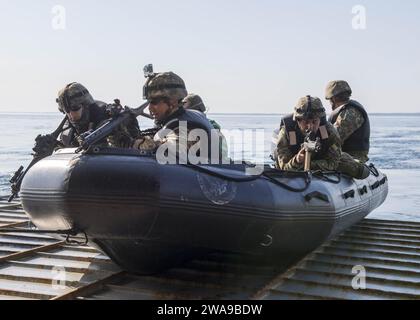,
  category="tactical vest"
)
[281,114,331,161]
[329,100,370,152]
[60,102,109,147]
